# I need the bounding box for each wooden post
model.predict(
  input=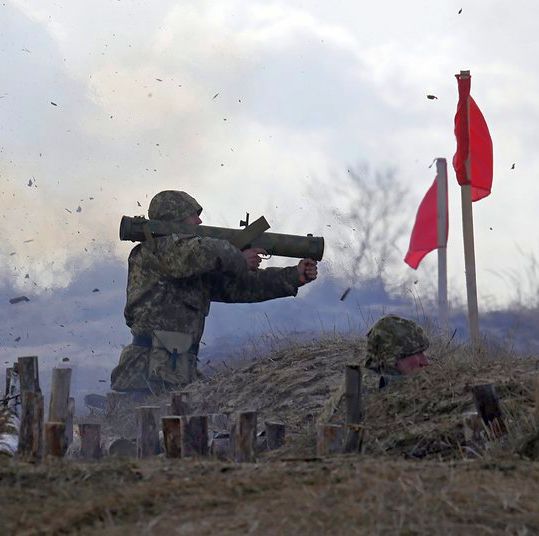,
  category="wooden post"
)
[170,391,190,416]
[44,422,67,457]
[49,368,72,423]
[265,421,285,450]
[343,365,363,453]
[472,384,507,438]
[17,356,43,460]
[234,411,257,463]
[317,424,344,456]
[79,423,102,459]
[162,416,182,458]
[66,397,75,446]
[436,158,449,334]
[461,183,480,346]
[457,70,480,346]
[18,356,40,393]
[136,406,161,458]
[180,415,209,457]
[18,391,44,459]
